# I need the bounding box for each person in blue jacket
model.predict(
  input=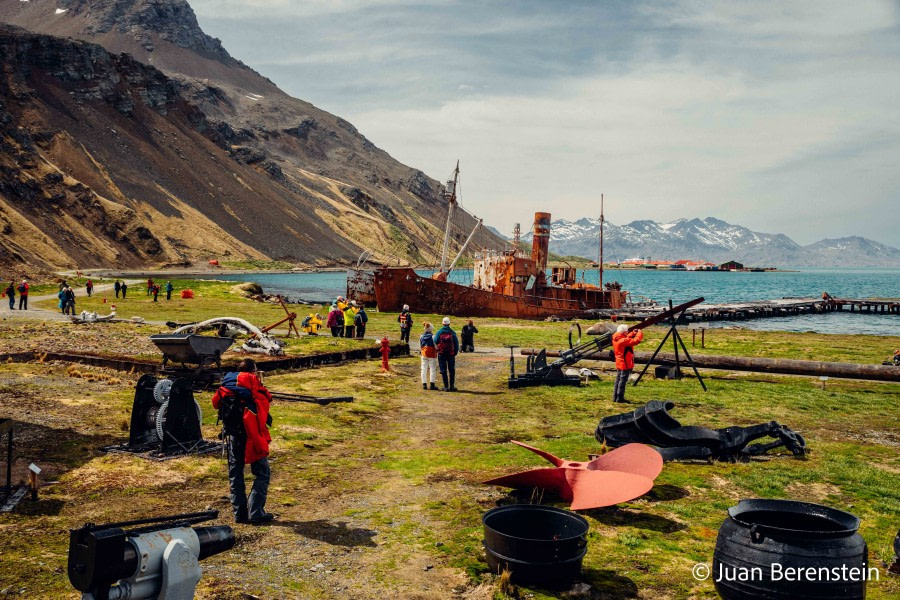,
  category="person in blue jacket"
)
[434,317,460,392]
